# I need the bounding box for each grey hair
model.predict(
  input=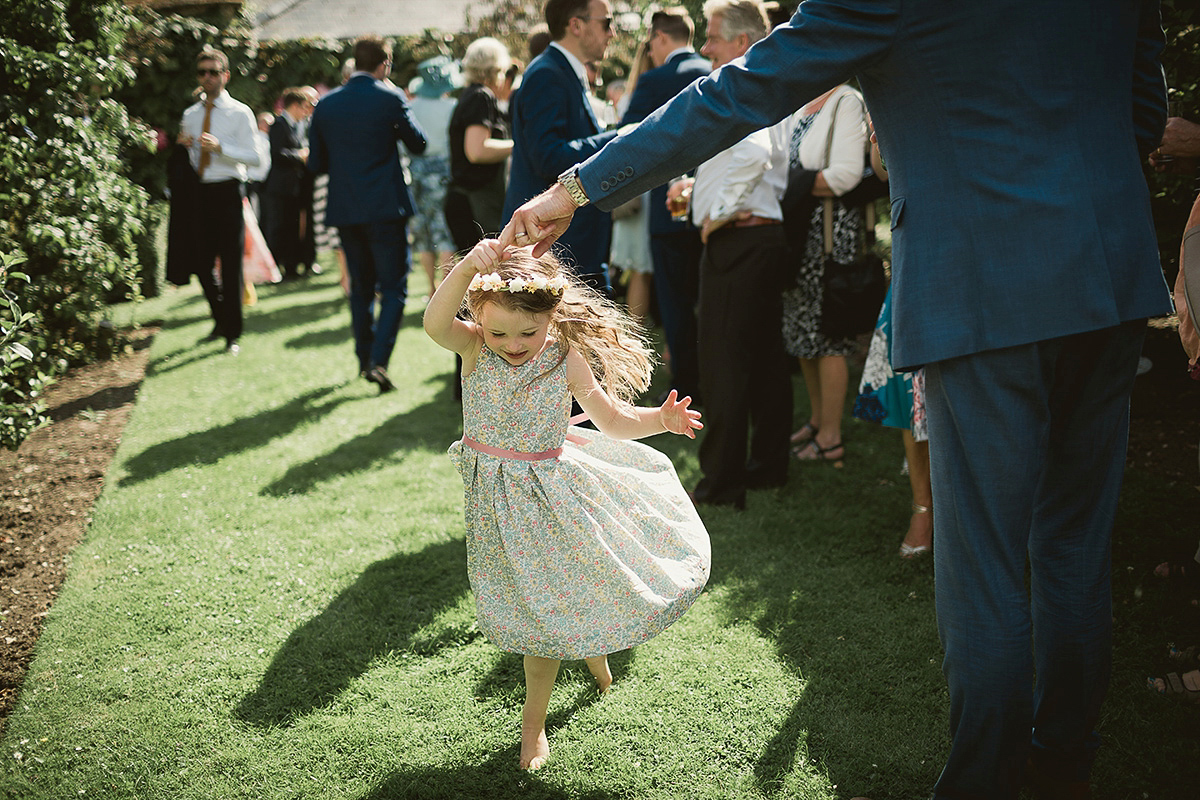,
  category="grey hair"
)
[462,37,512,86]
[702,0,769,46]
